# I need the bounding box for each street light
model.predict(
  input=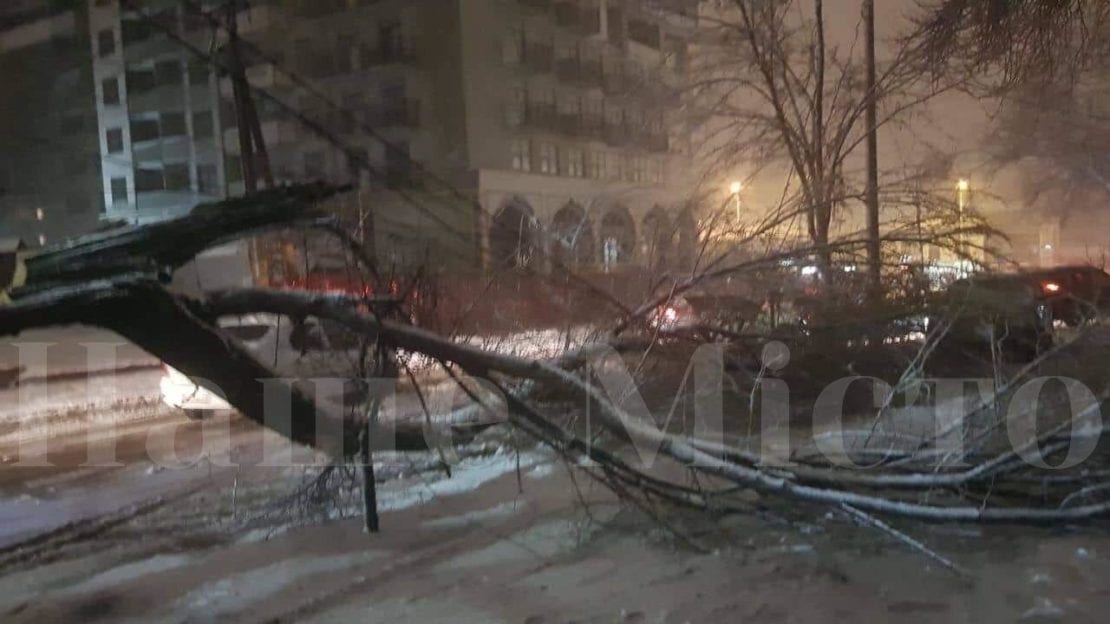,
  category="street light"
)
[729,180,743,223]
[956,178,970,268]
